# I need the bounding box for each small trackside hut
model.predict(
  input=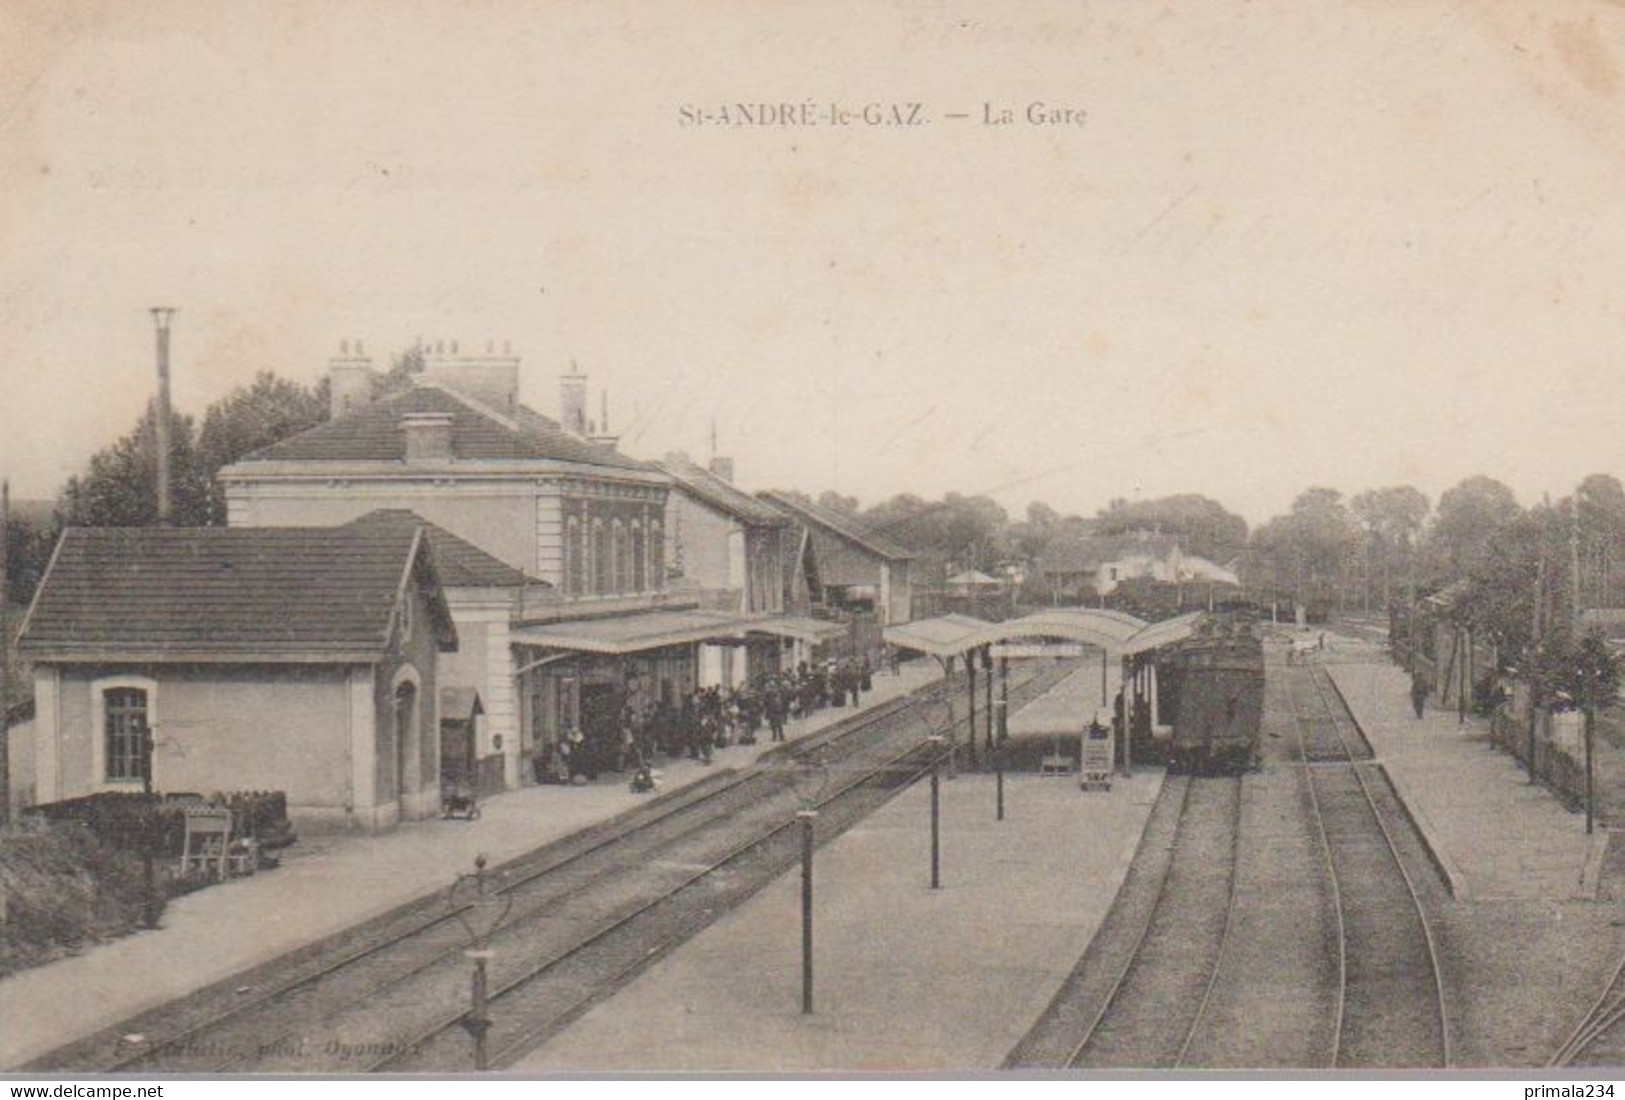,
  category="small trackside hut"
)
[18,522,459,832]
